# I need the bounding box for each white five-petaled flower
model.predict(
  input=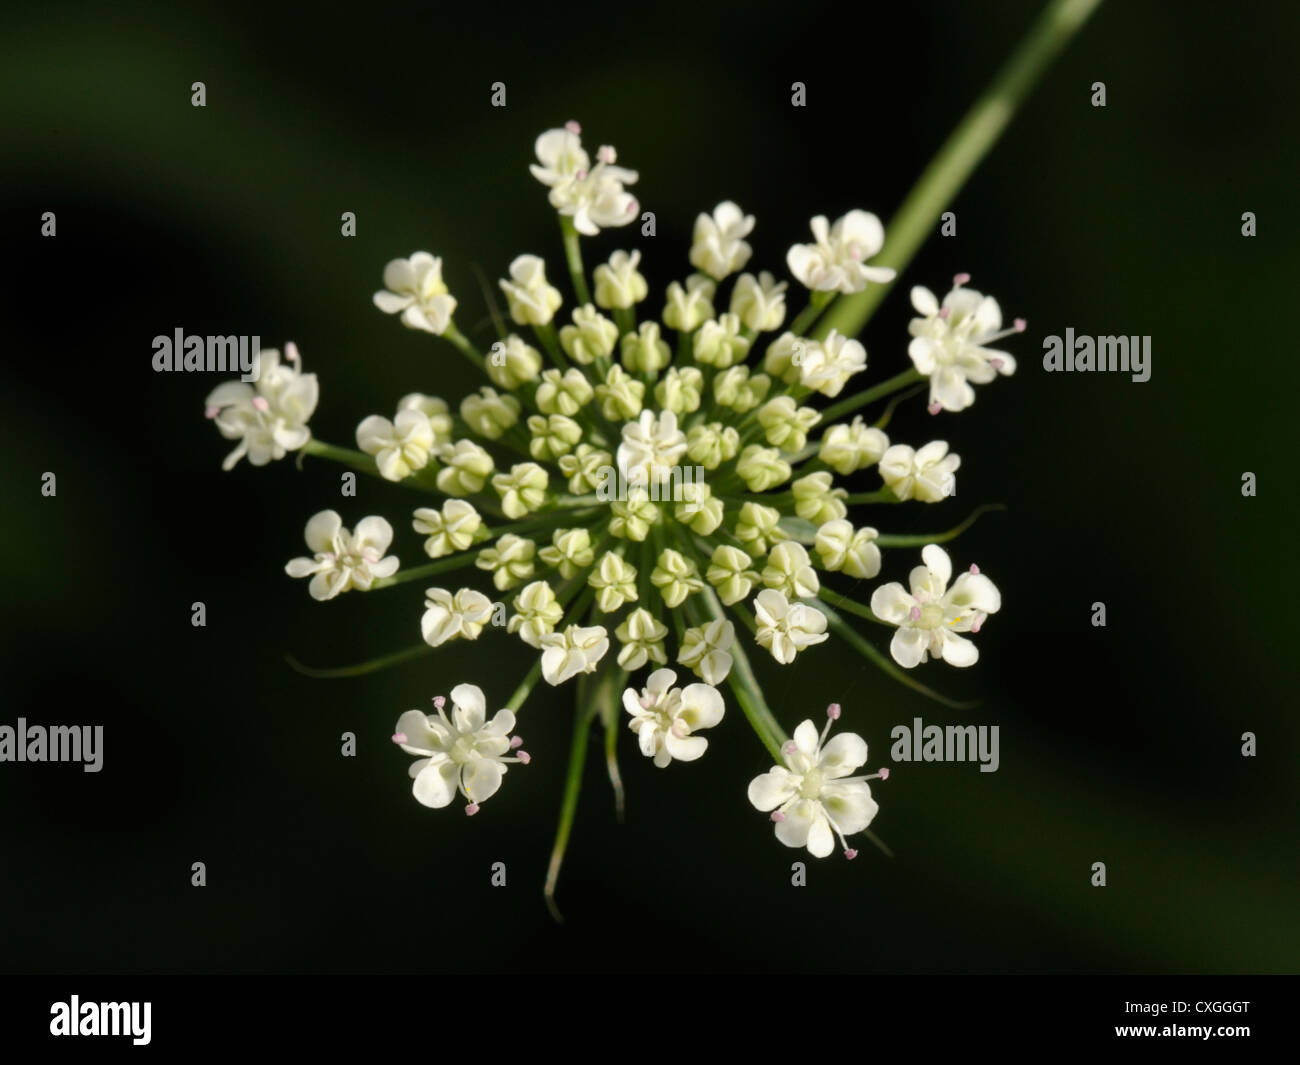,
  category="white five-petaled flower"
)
[753,588,829,664]
[908,276,1022,413]
[356,407,436,481]
[870,544,1000,668]
[690,201,755,280]
[878,440,961,502]
[786,210,896,294]
[421,587,494,647]
[617,408,687,489]
[531,125,639,235]
[284,510,399,601]
[372,252,457,335]
[622,668,725,768]
[797,329,868,398]
[676,617,735,685]
[205,345,318,470]
[393,684,529,813]
[499,254,563,326]
[539,623,610,685]
[747,705,884,858]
